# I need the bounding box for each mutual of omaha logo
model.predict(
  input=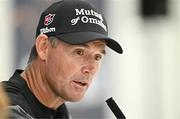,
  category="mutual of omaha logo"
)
[71,8,107,32]
[44,14,56,26]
